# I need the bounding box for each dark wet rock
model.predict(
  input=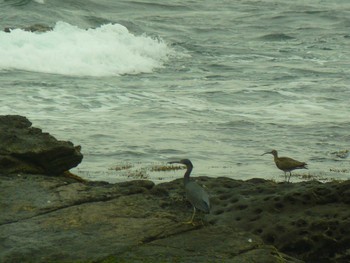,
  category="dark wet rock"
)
[255,179,350,261]
[0,115,83,175]
[154,177,350,263]
[3,23,53,33]
[1,173,349,262]
[1,174,305,263]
